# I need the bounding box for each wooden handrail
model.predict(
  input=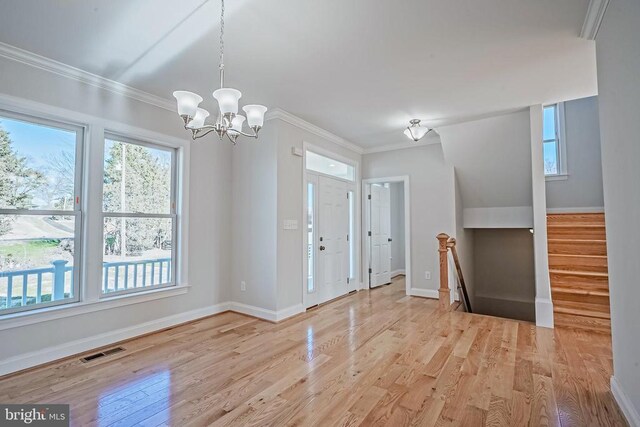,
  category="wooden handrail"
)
[436,233,472,312]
